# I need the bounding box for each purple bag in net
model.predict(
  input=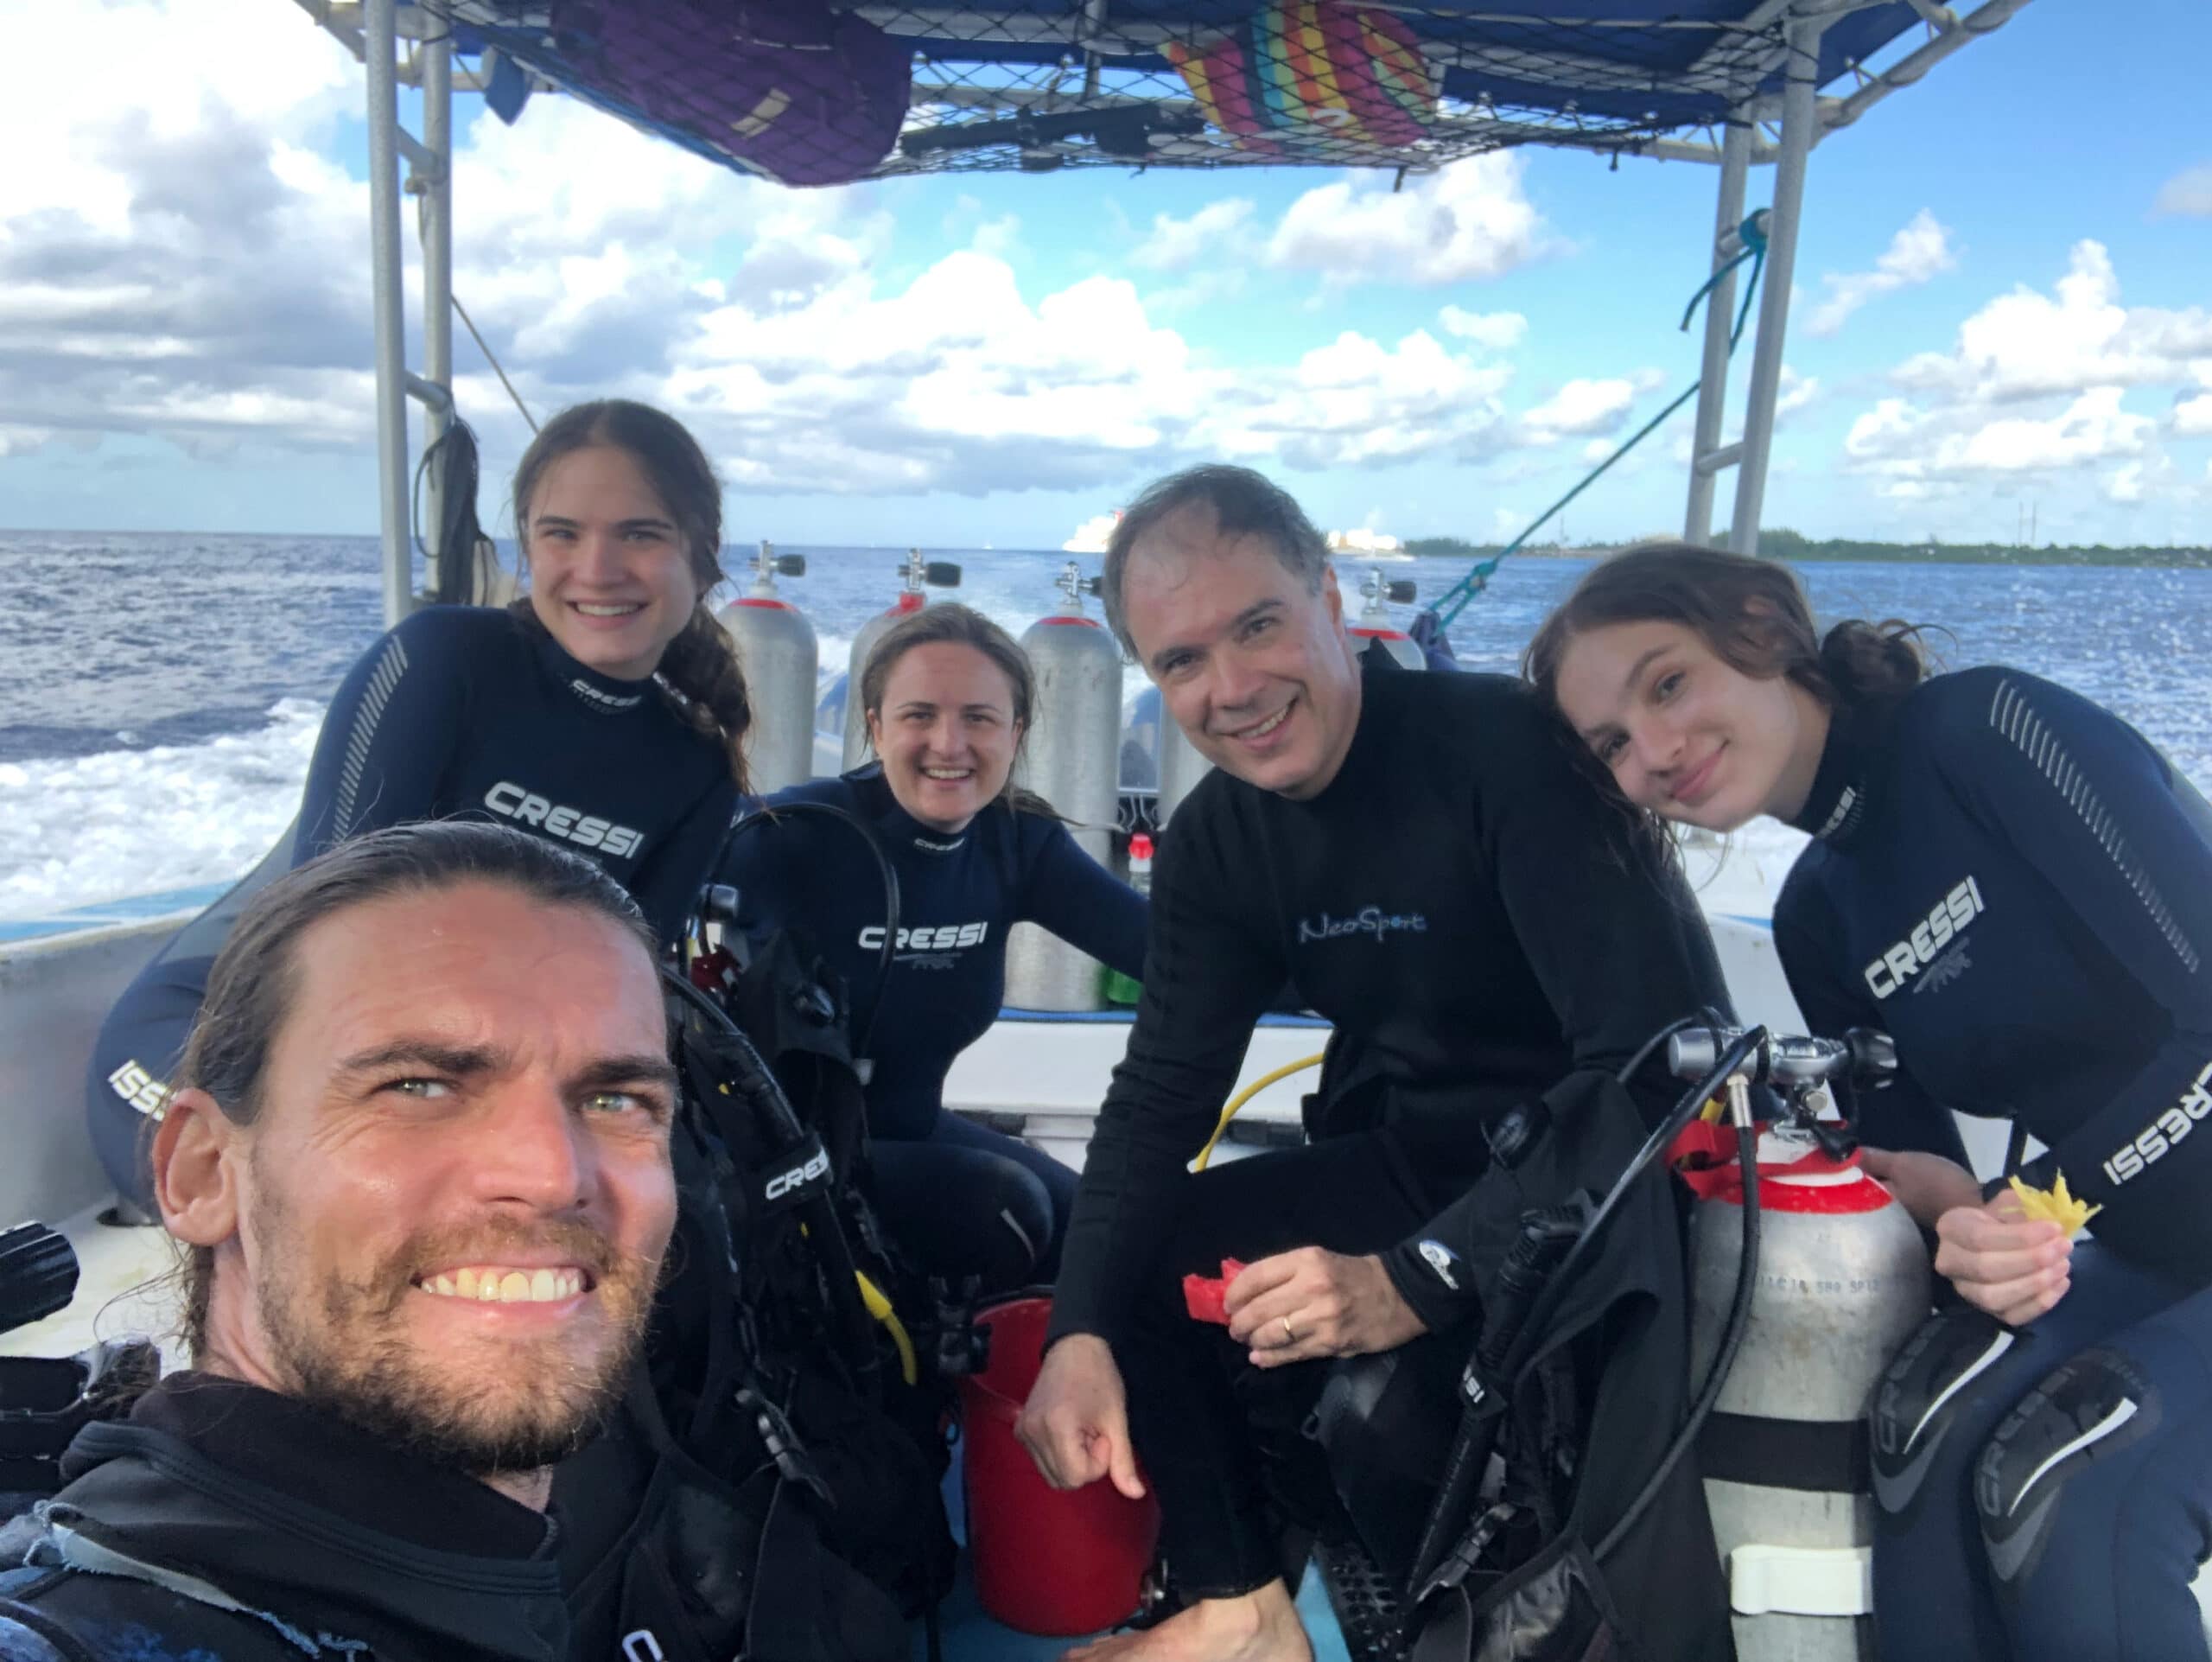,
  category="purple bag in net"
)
[557,1,912,188]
